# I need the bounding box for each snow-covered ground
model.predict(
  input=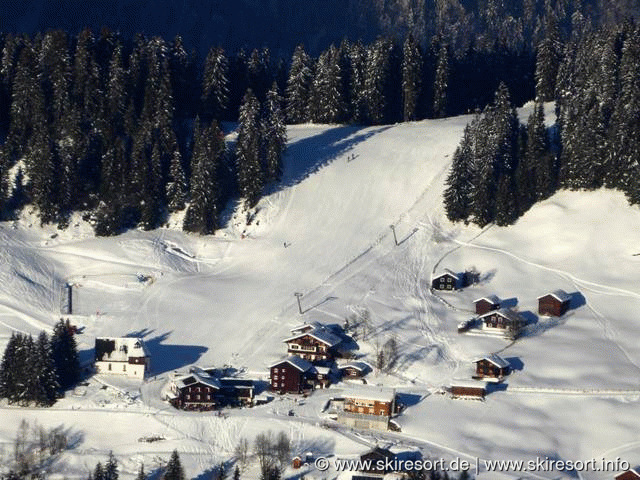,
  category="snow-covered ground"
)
[1,103,640,479]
